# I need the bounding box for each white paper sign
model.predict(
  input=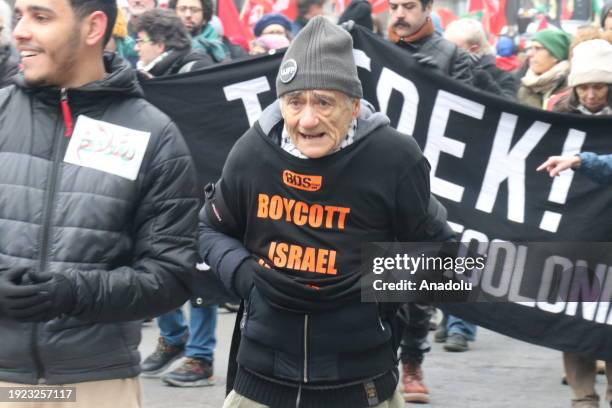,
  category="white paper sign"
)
[64,115,151,181]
